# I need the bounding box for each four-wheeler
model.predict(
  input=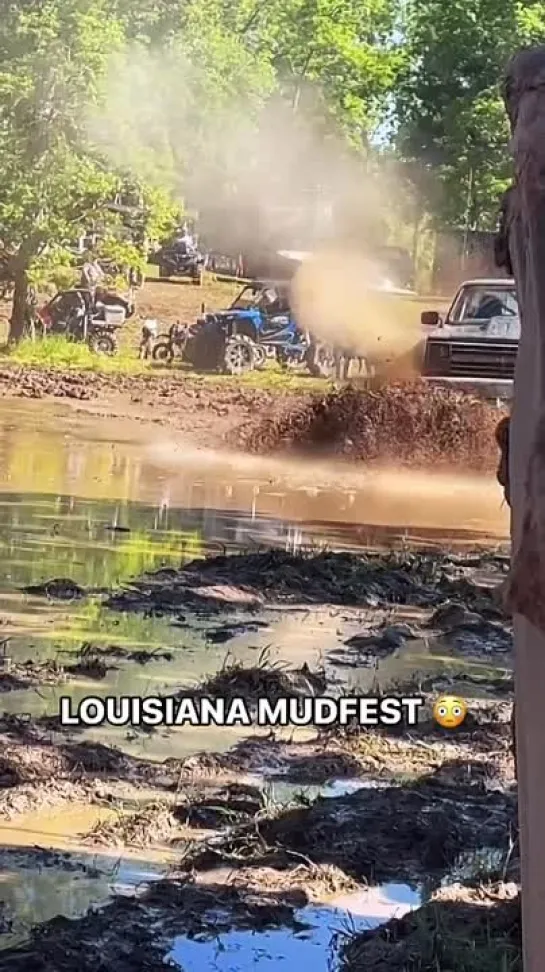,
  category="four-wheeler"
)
[420,277,519,400]
[149,240,207,285]
[182,280,334,376]
[36,288,134,354]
